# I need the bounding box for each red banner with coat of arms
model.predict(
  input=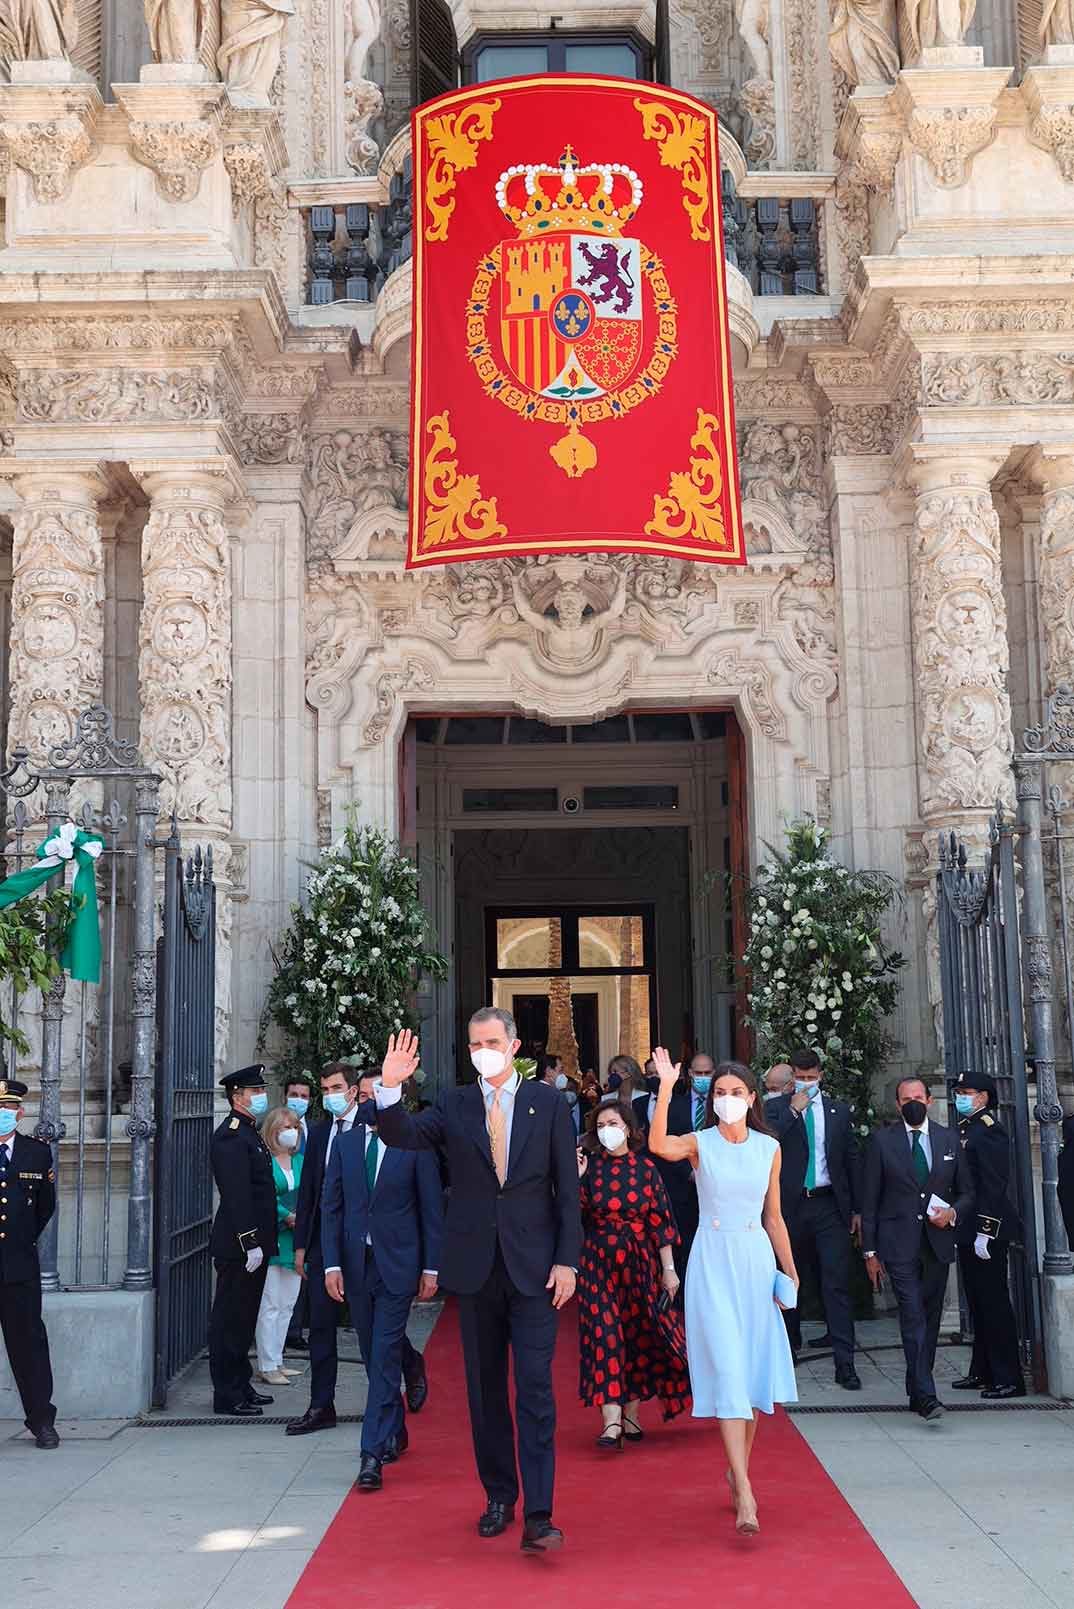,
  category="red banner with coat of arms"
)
[407,75,746,570]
